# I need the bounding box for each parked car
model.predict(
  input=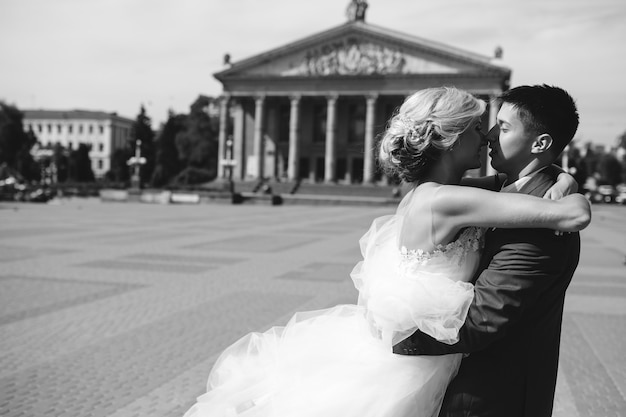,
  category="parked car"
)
[616,184,626,205]
[5,182,55,203]
[590,185,619,204]
[25,187,55,203]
